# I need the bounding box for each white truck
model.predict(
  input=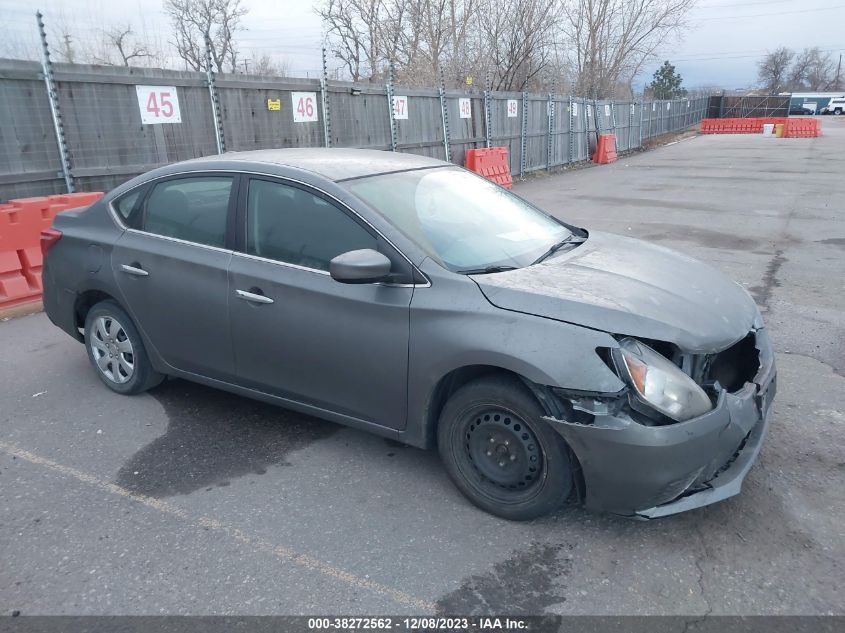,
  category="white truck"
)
[820,97,845,115]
